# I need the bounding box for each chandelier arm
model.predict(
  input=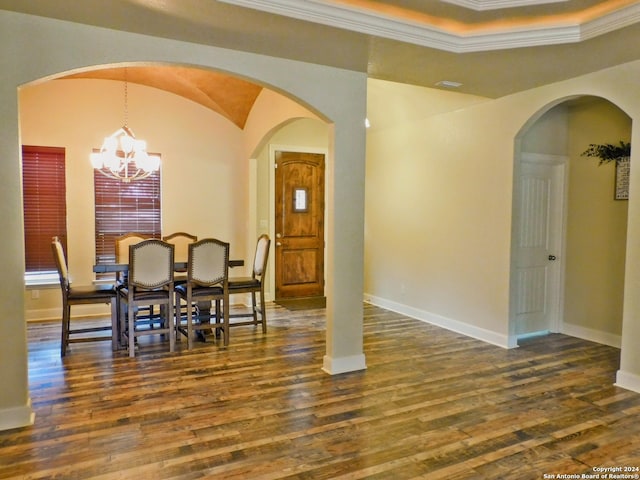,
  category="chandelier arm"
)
[95,166,153,183]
